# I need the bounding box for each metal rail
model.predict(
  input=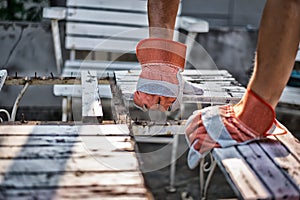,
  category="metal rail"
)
[4,76,111,85]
